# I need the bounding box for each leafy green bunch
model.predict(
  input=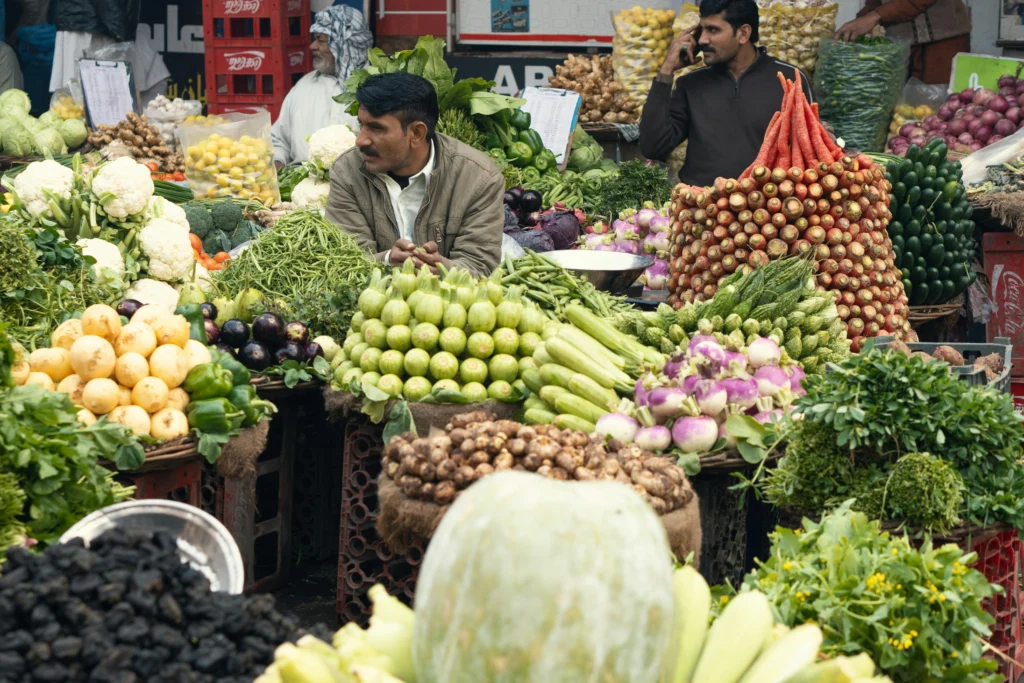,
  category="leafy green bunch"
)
[335,36,522,119]
[597,160,672,219]
[737,502,999,682]
[0,385,141,546]
[785,346,1024,530]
